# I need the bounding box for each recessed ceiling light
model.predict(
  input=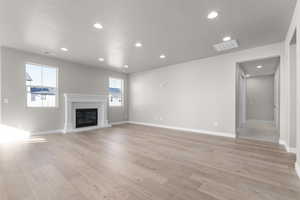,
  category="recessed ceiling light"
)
[256,65,263,69]
[98,58,104,62]
[135,42,143,47]
[60,47,68,52]
[223,36,231,42]
[160,54,166,59]
[124,65,129,68]
[93,23,103,29]
[207,11,218,19]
